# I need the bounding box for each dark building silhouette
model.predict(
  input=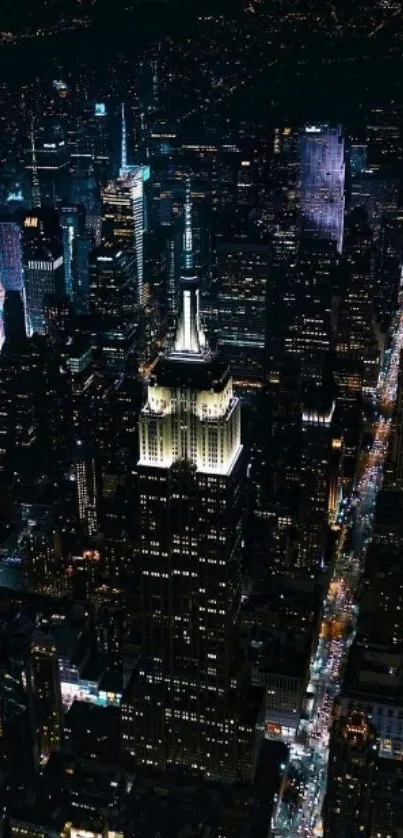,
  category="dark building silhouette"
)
[3,289,26,344]
[27,632,63,768]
